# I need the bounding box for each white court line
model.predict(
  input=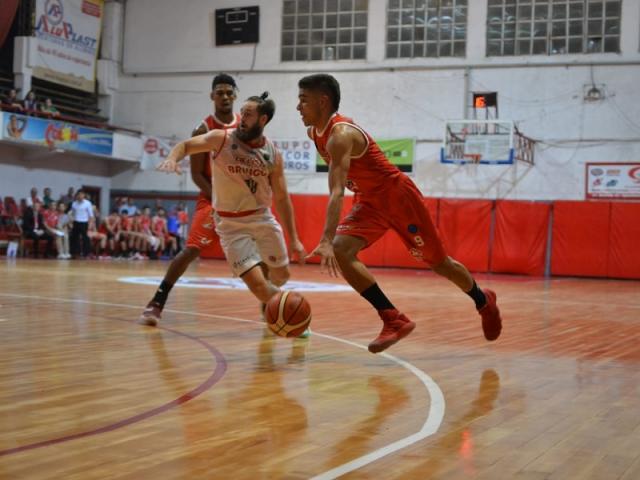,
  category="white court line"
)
[0,292,445,478]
